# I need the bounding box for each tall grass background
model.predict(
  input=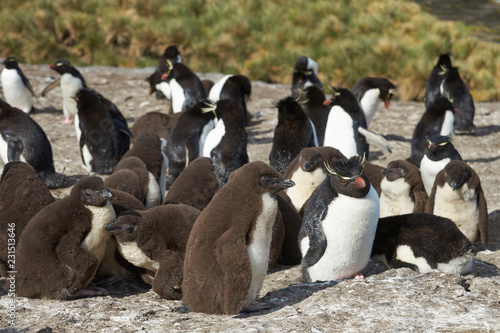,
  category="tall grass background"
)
[1,0,499,101]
